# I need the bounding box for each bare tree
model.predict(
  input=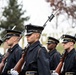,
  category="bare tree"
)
[46,0,76,28]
